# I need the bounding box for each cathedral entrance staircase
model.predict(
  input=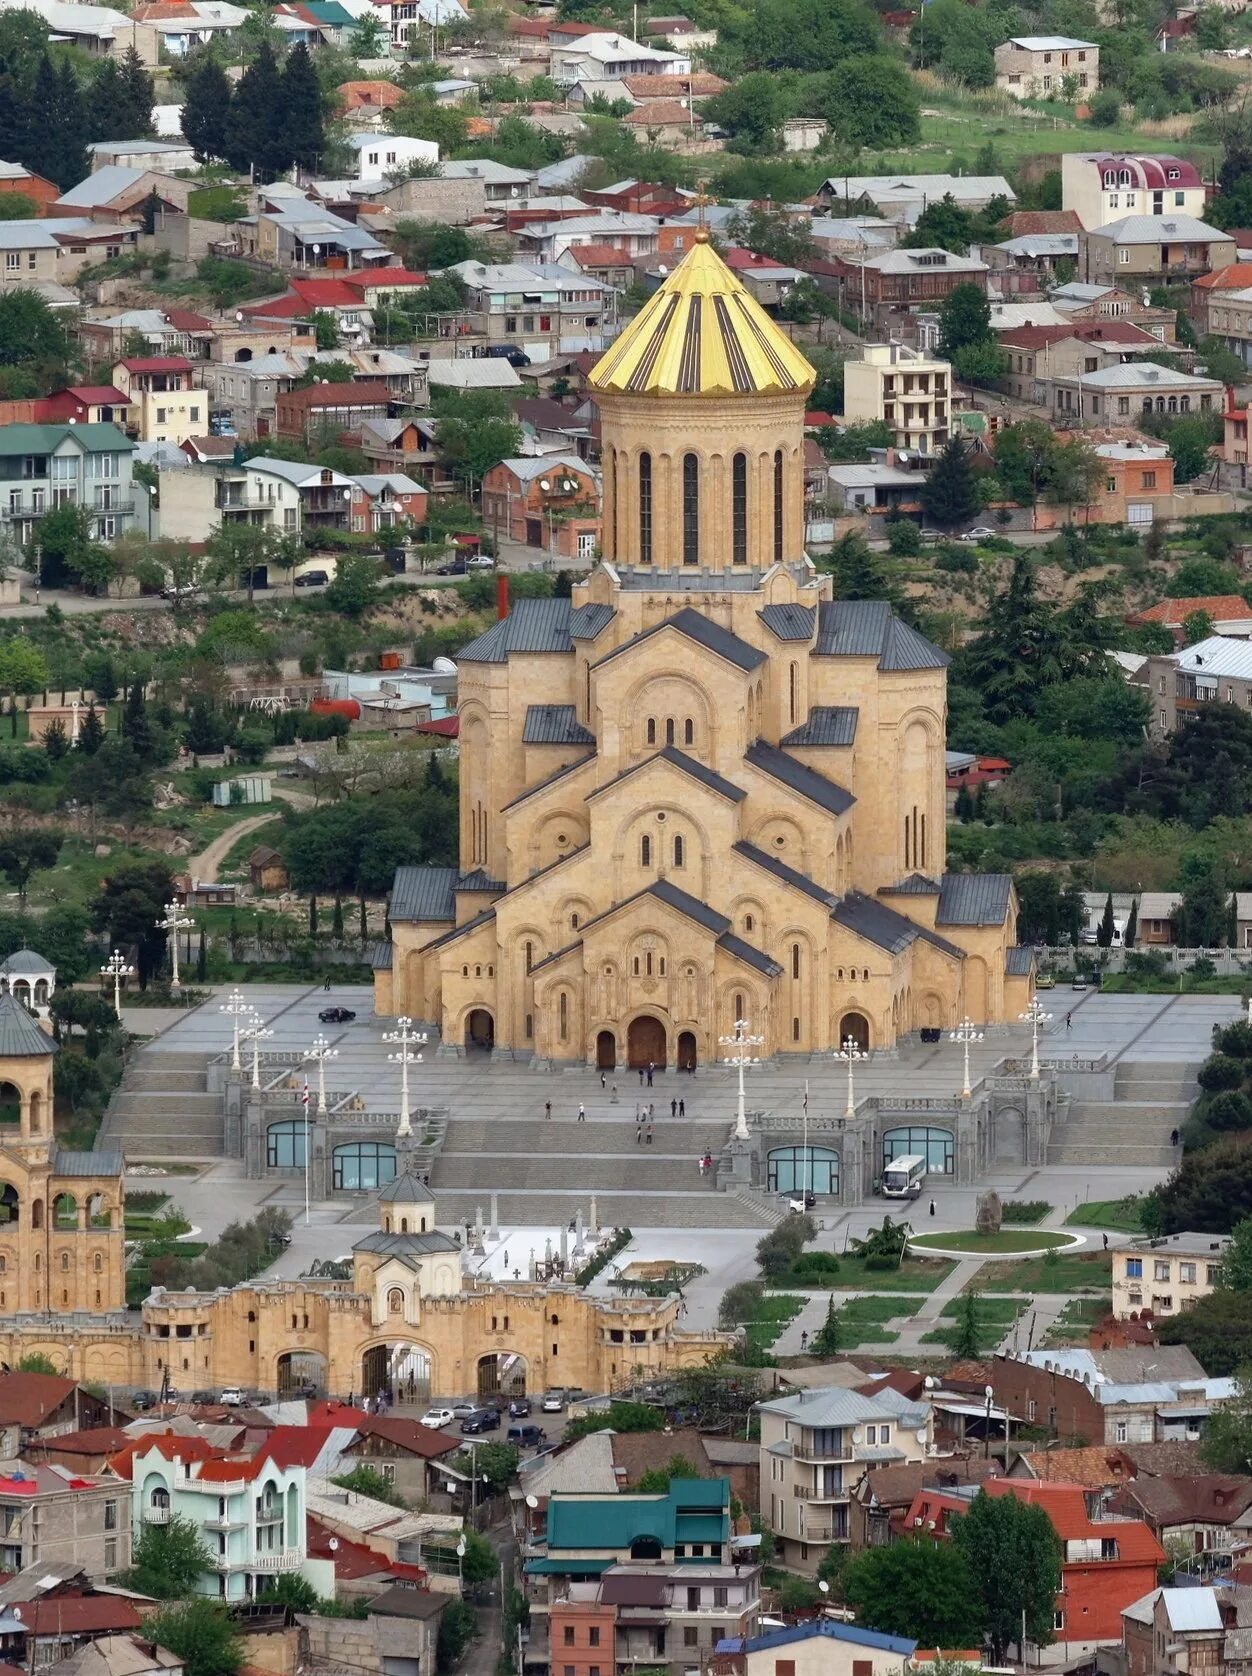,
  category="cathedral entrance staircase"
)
[1046,1060,1195,1168]
[99,1052,223,1159]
